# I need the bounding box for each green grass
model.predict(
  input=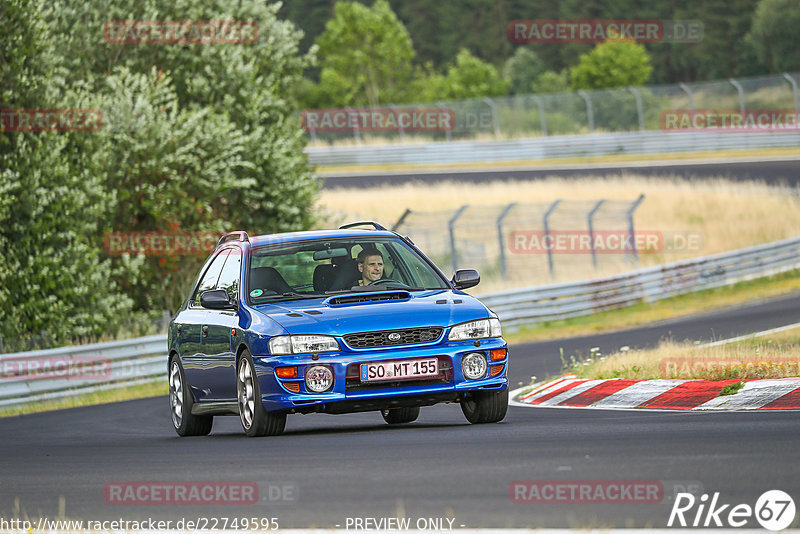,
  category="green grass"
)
[0,381,167,418]
[719,381,746,396]
[504,269,800,345]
